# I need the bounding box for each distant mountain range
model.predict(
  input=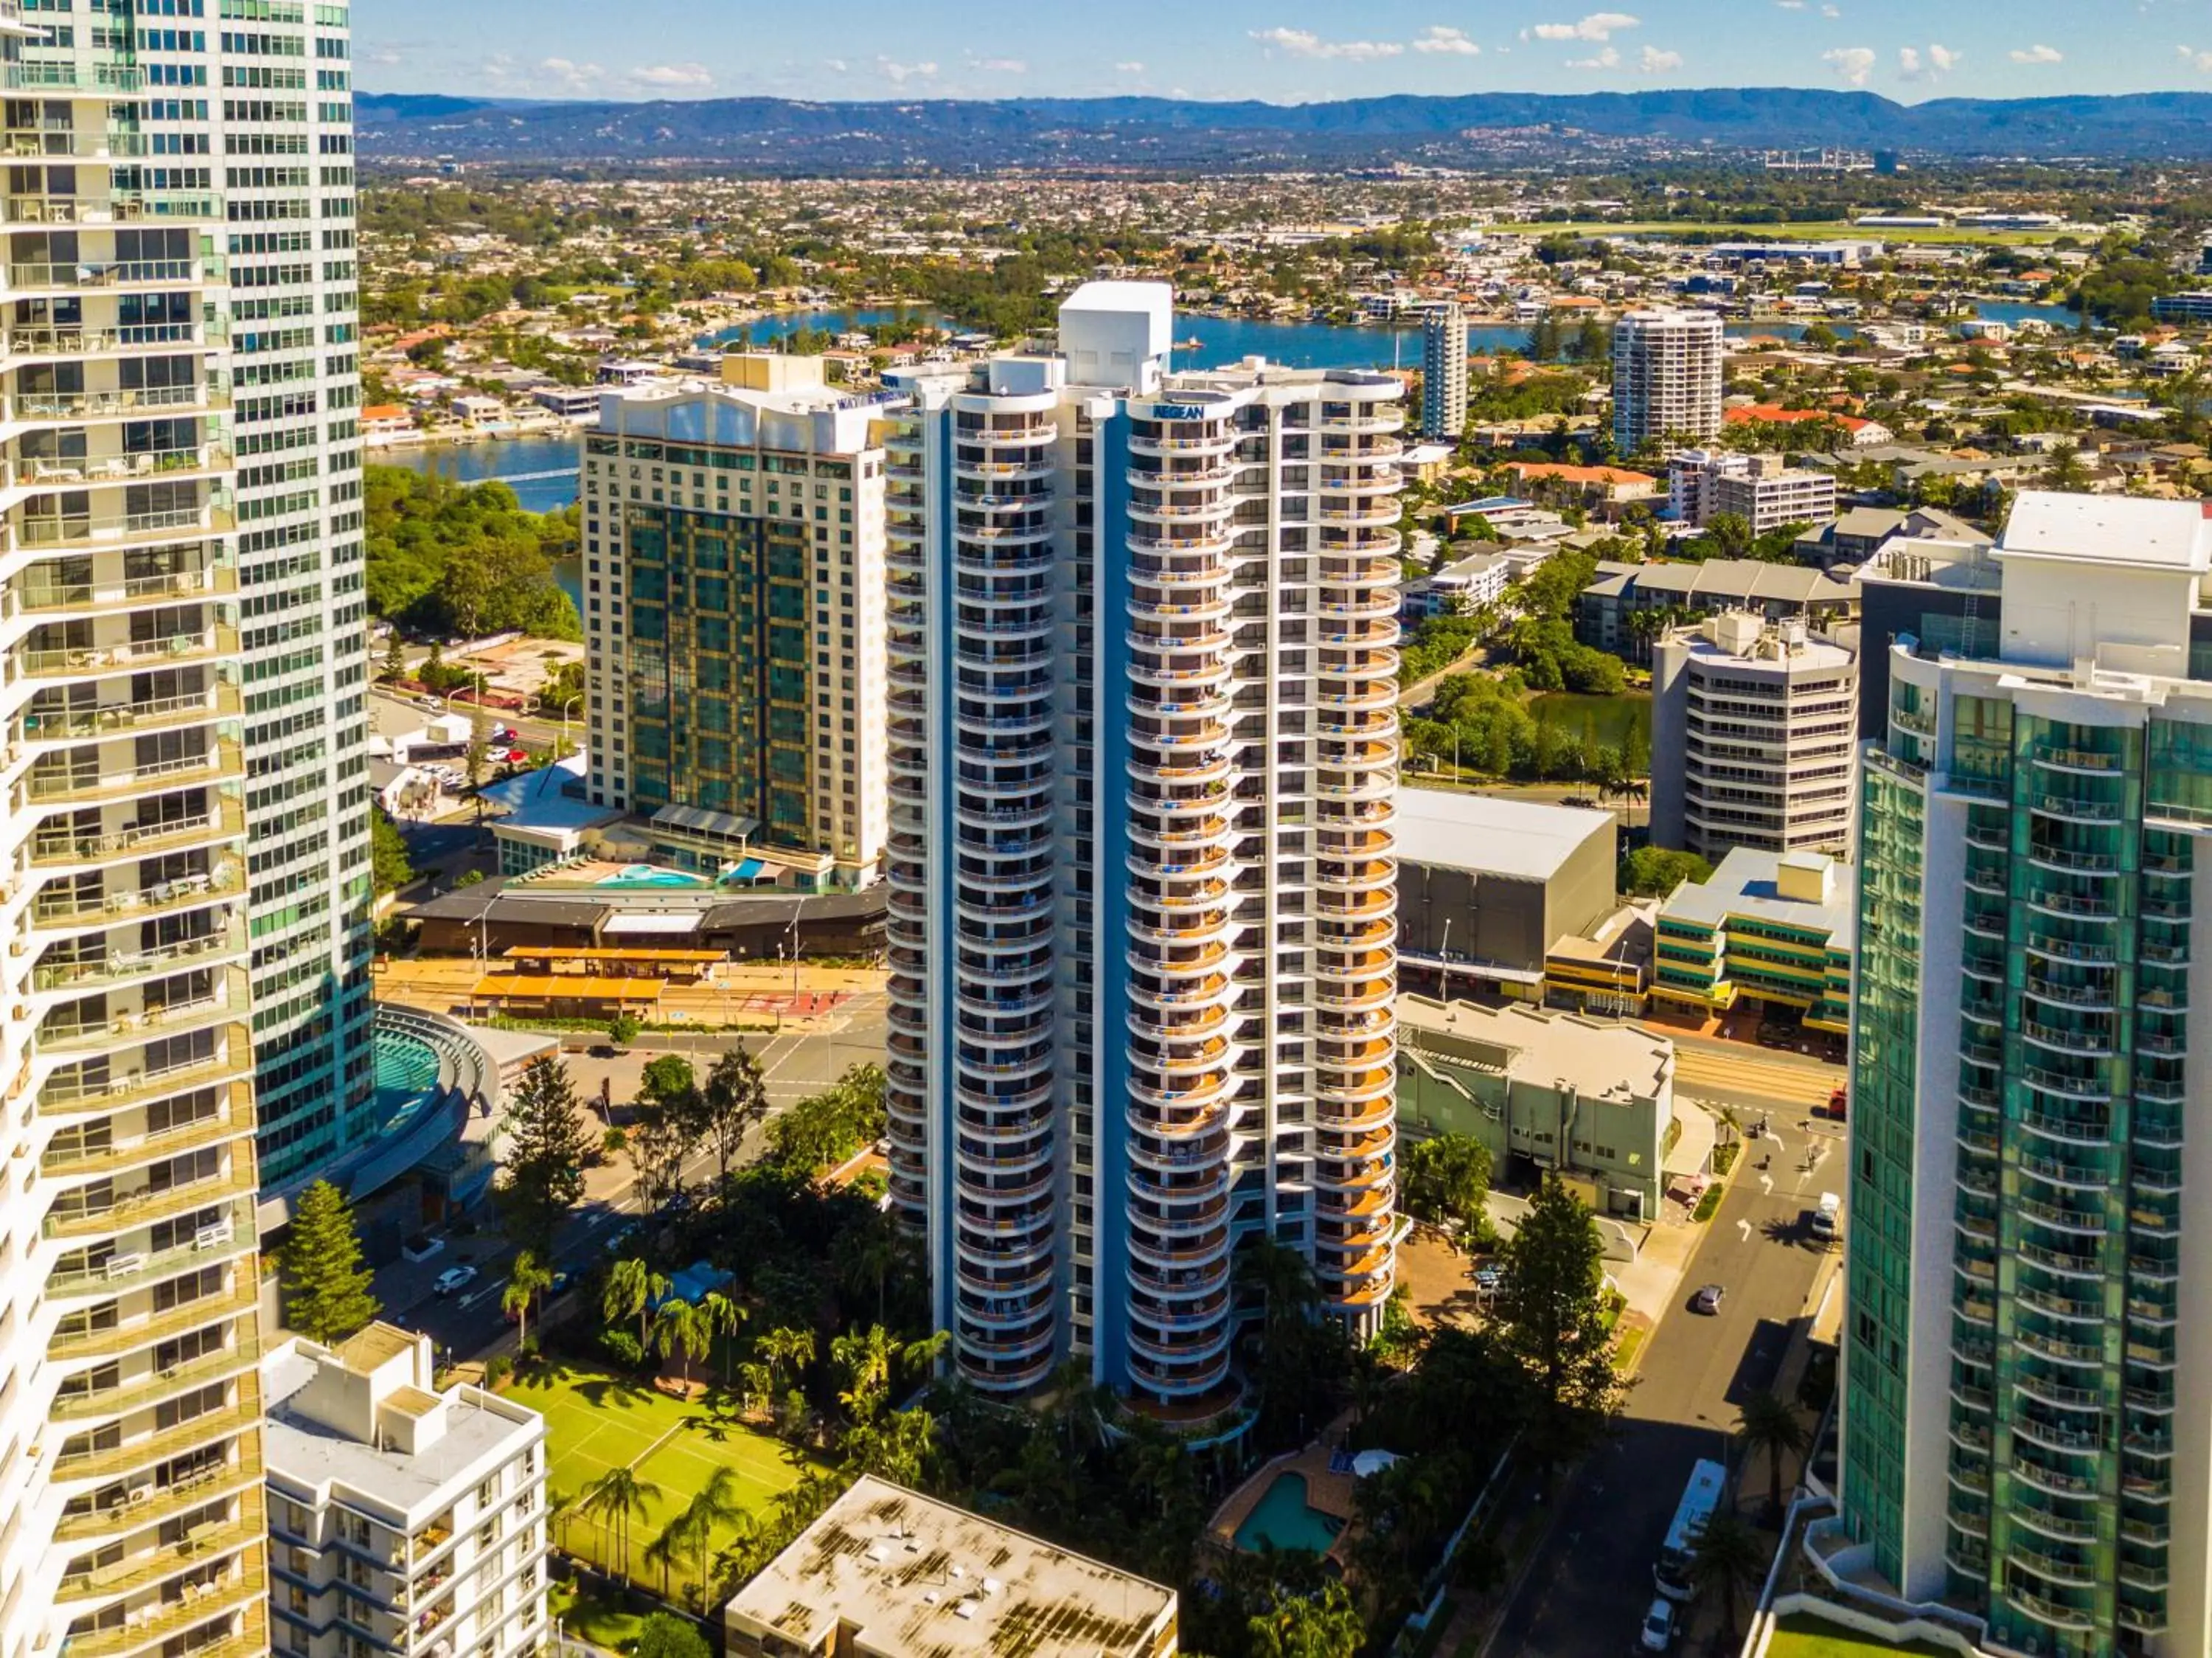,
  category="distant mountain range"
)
[356,87,2212,168]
